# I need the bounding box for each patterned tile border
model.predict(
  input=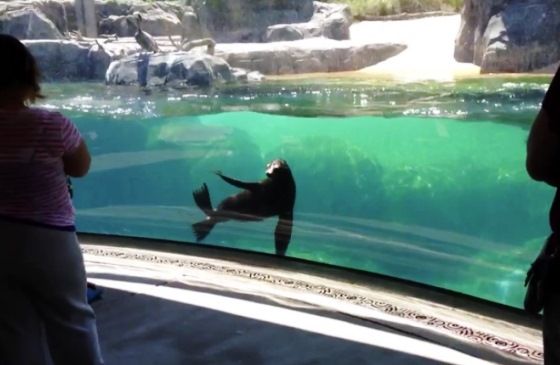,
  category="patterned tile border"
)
[82,246,543,362]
